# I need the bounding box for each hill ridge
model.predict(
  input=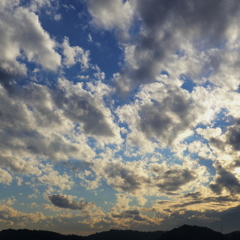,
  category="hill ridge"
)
[0,225,240,240]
